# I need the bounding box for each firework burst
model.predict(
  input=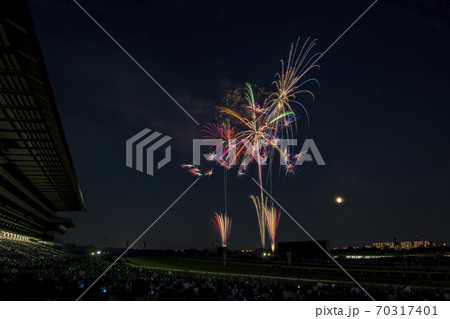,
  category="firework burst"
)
[181,37,320,252]
[266,37,321,133]
[283,162,296,176]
